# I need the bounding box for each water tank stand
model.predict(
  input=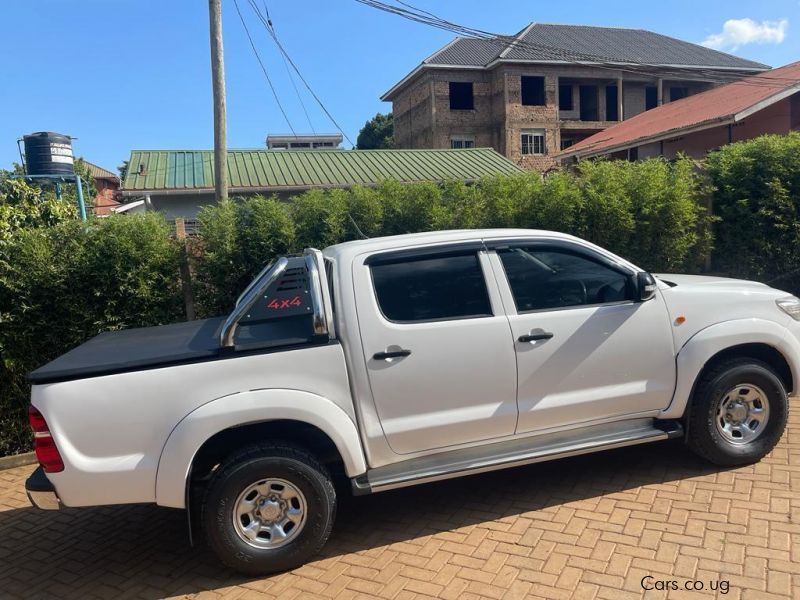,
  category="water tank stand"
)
[11,174,88,222]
